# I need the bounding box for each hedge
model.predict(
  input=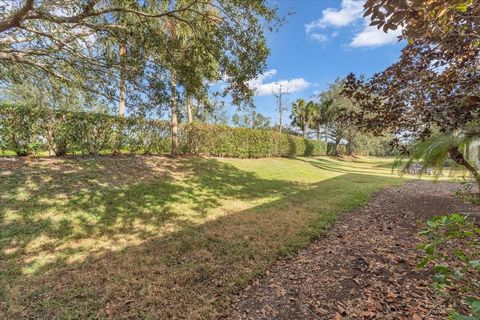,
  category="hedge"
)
[0,104,326,158]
